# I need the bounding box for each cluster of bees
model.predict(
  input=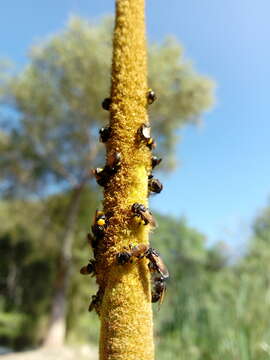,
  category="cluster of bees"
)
[116,241,169,306]
[80,89,169,313]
